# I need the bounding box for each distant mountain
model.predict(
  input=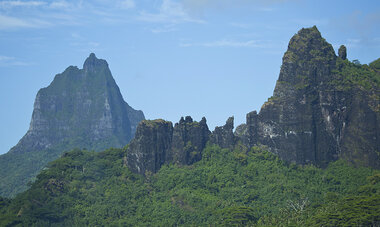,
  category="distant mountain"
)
[0,53,144,197]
